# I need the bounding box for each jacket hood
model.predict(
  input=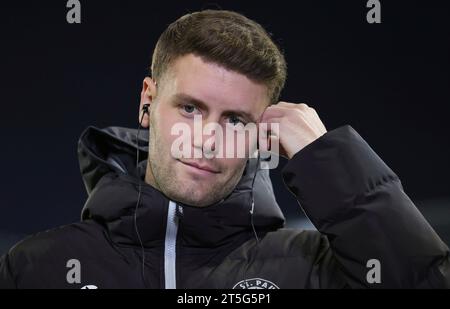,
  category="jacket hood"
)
[77,126,285,248]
